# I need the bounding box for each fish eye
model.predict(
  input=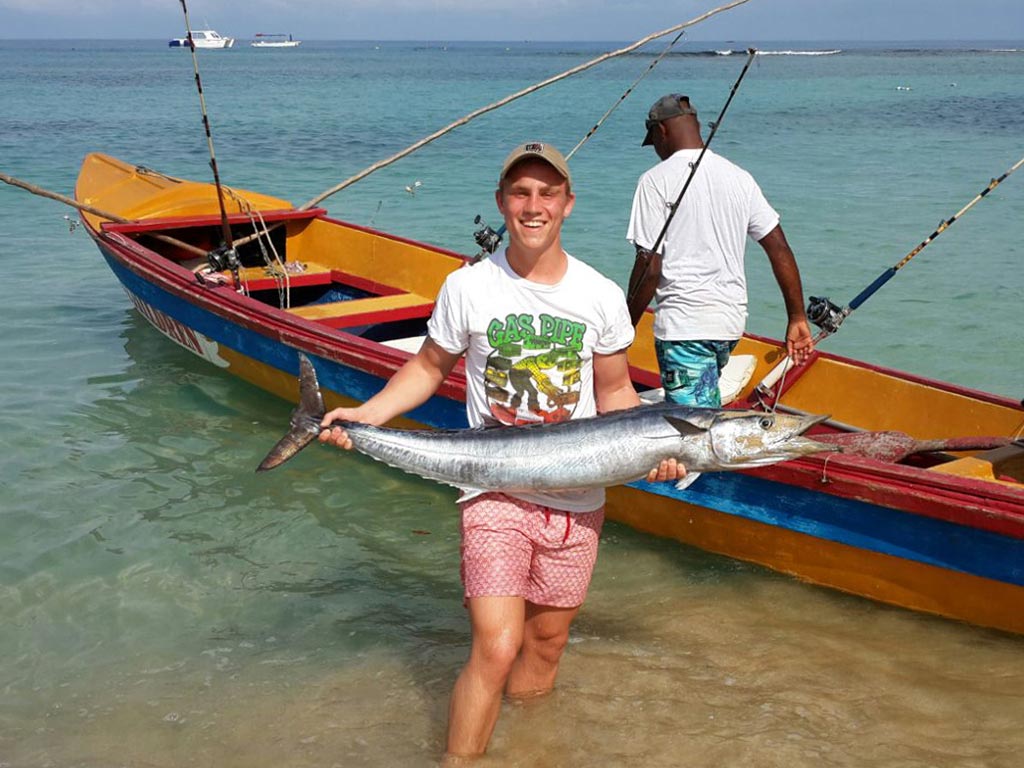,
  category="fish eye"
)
[759,416,774,430]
